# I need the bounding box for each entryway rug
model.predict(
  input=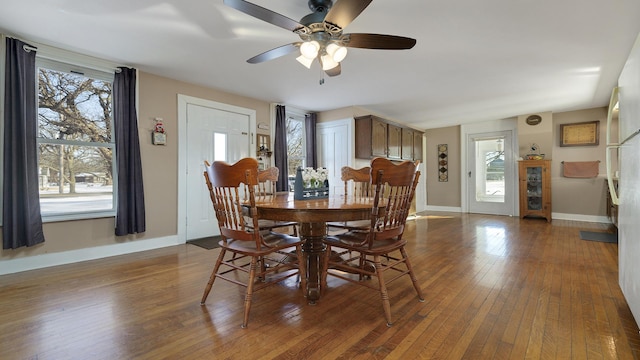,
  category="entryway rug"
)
[187,236,221,250]
[579,231,618,243]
